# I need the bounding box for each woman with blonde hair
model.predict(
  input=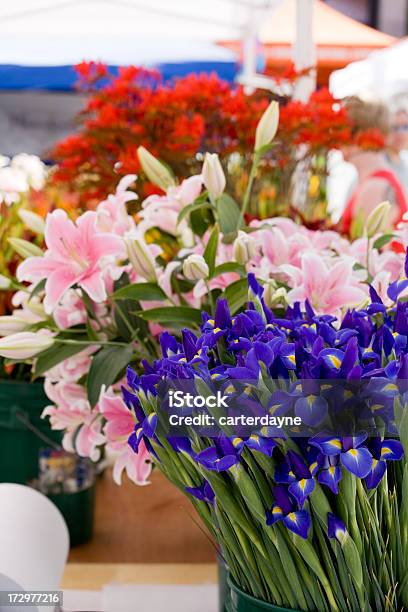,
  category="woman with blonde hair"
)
[341,97,407,237]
